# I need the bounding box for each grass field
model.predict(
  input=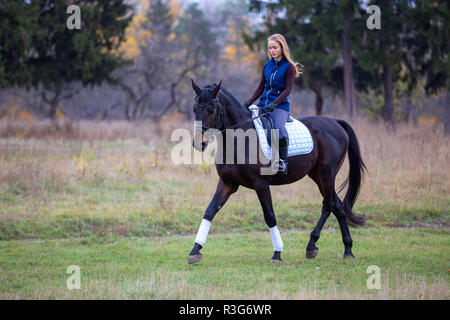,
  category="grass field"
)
[0,229,448,299]
[0,119,448,299]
